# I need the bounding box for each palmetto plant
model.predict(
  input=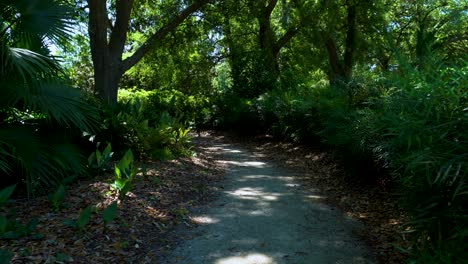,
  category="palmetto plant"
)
[0,0,99,196]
